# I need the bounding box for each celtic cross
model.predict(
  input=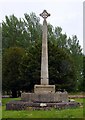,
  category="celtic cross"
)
[40,10,50,20]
